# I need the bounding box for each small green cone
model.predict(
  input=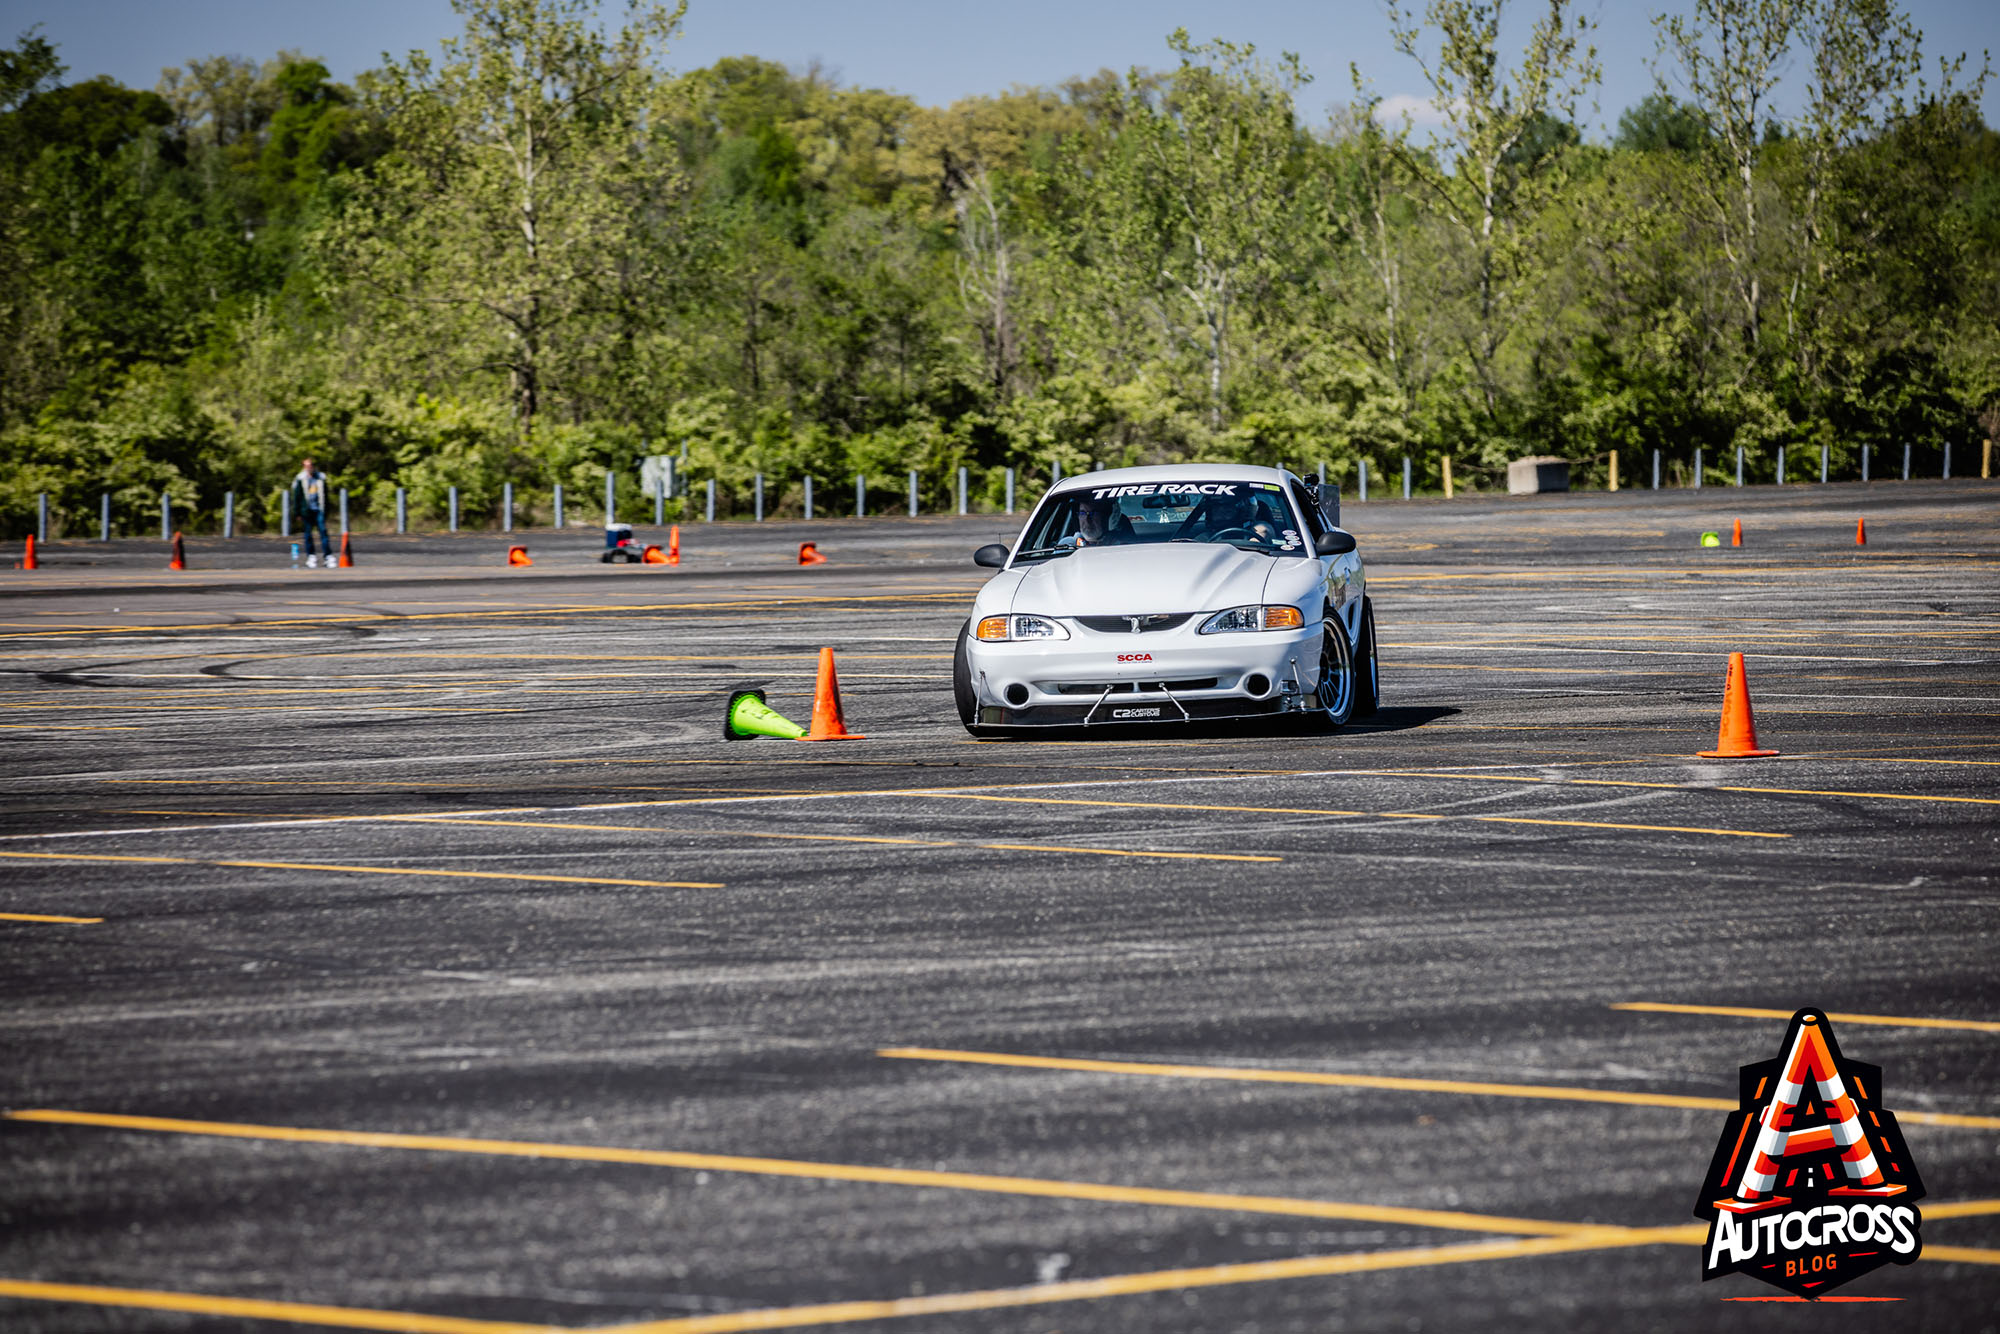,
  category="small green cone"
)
[1699,531,1721,547]
[725,688,806,741]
